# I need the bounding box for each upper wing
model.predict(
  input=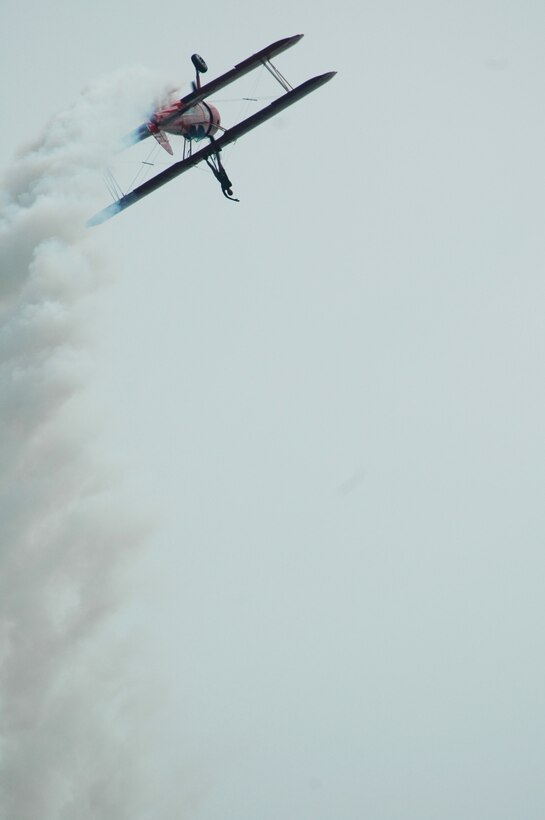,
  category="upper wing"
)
[121,34,304,149]
[180,34,303,108]
[87,72,335,226]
